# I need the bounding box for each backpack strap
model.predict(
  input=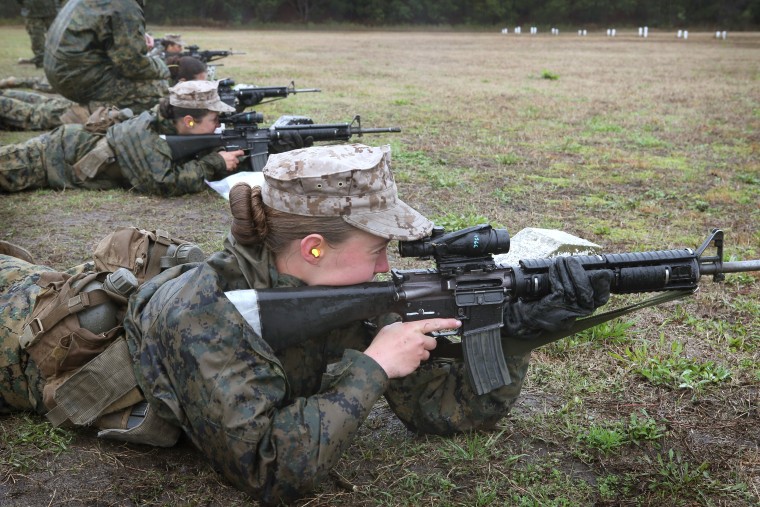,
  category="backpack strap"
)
[143,229,173,280]
[19,272,112,350]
